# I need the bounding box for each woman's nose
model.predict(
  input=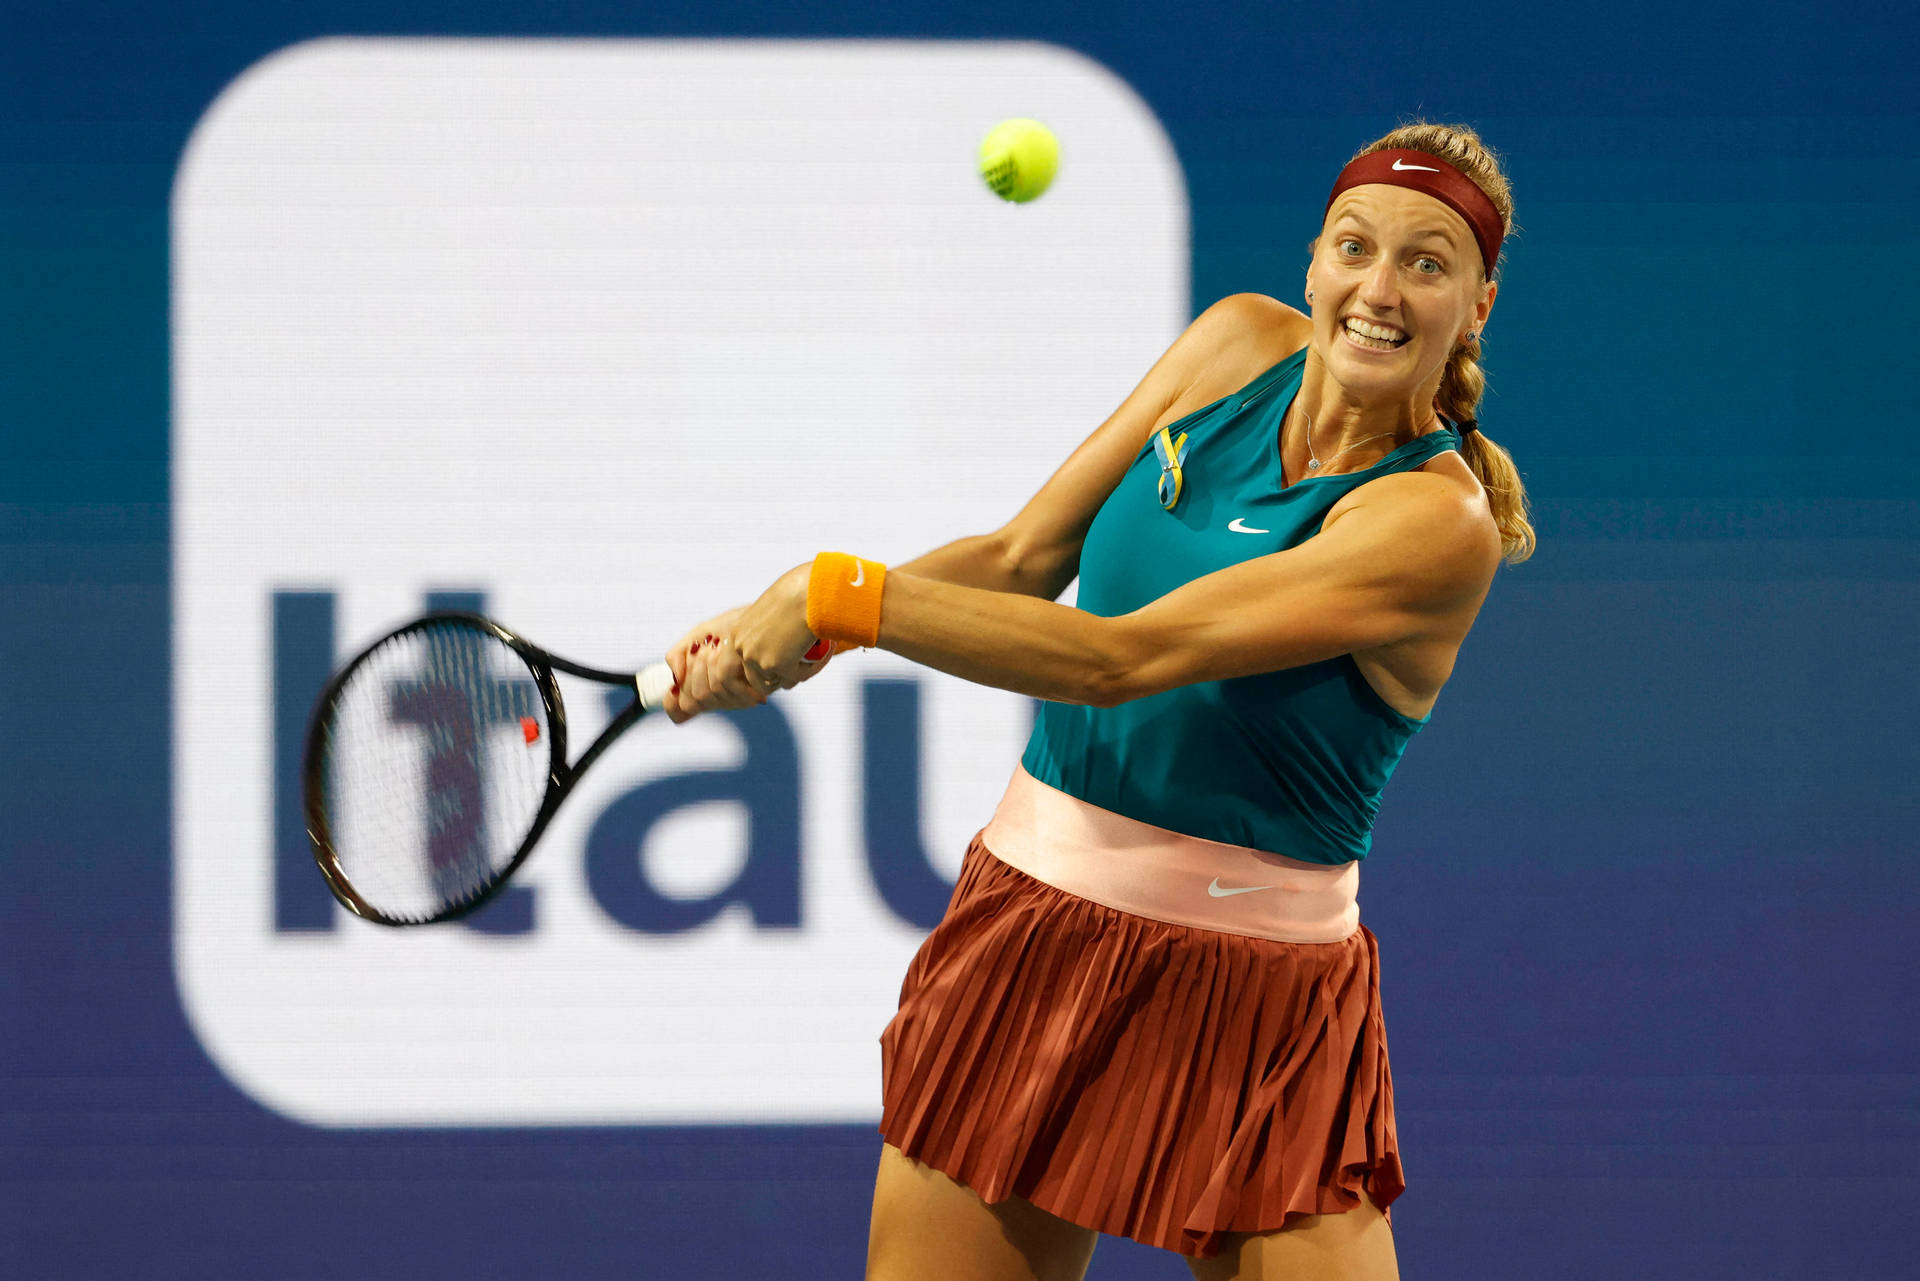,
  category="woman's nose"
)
[1359,259,1400,309]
